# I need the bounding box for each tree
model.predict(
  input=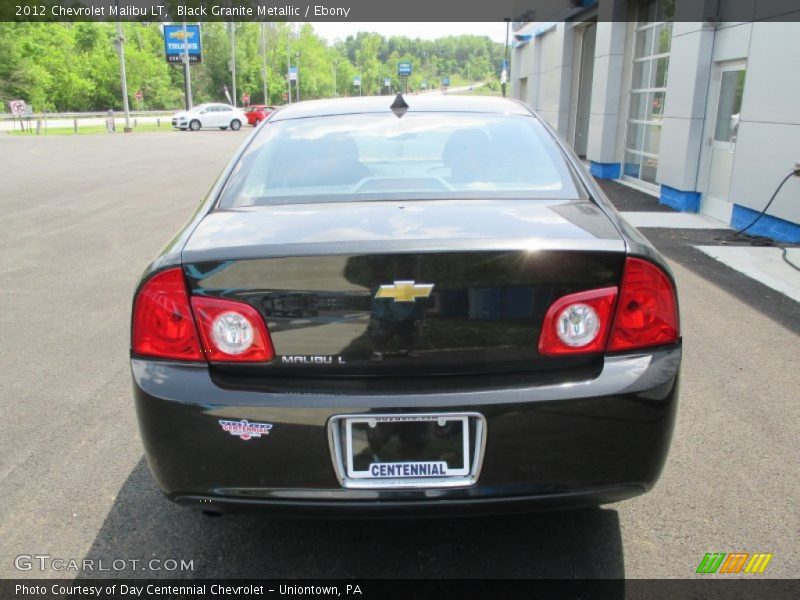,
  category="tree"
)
[0,23,504,113]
